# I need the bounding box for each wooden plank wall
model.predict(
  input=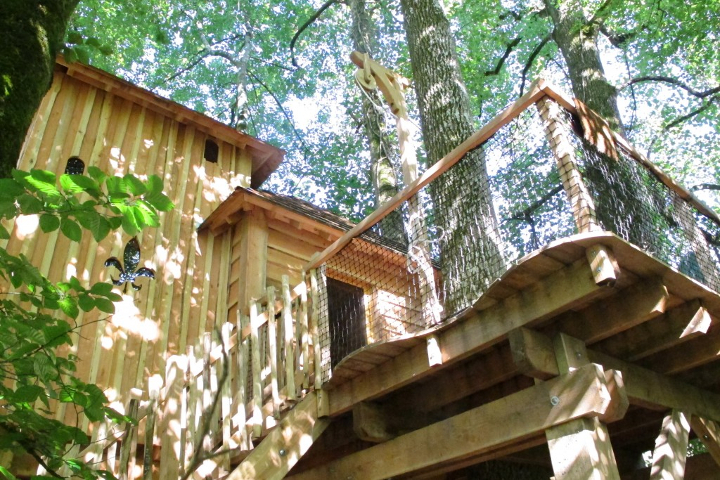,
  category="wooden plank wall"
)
[5,68,253,425]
